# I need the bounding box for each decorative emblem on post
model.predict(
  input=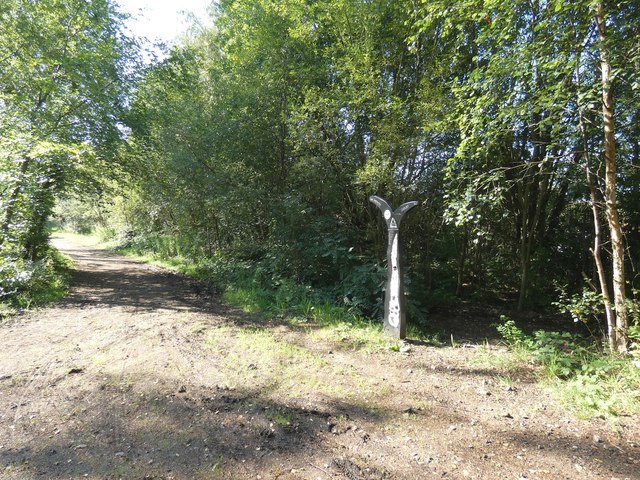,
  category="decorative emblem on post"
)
[369,195,419,339]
